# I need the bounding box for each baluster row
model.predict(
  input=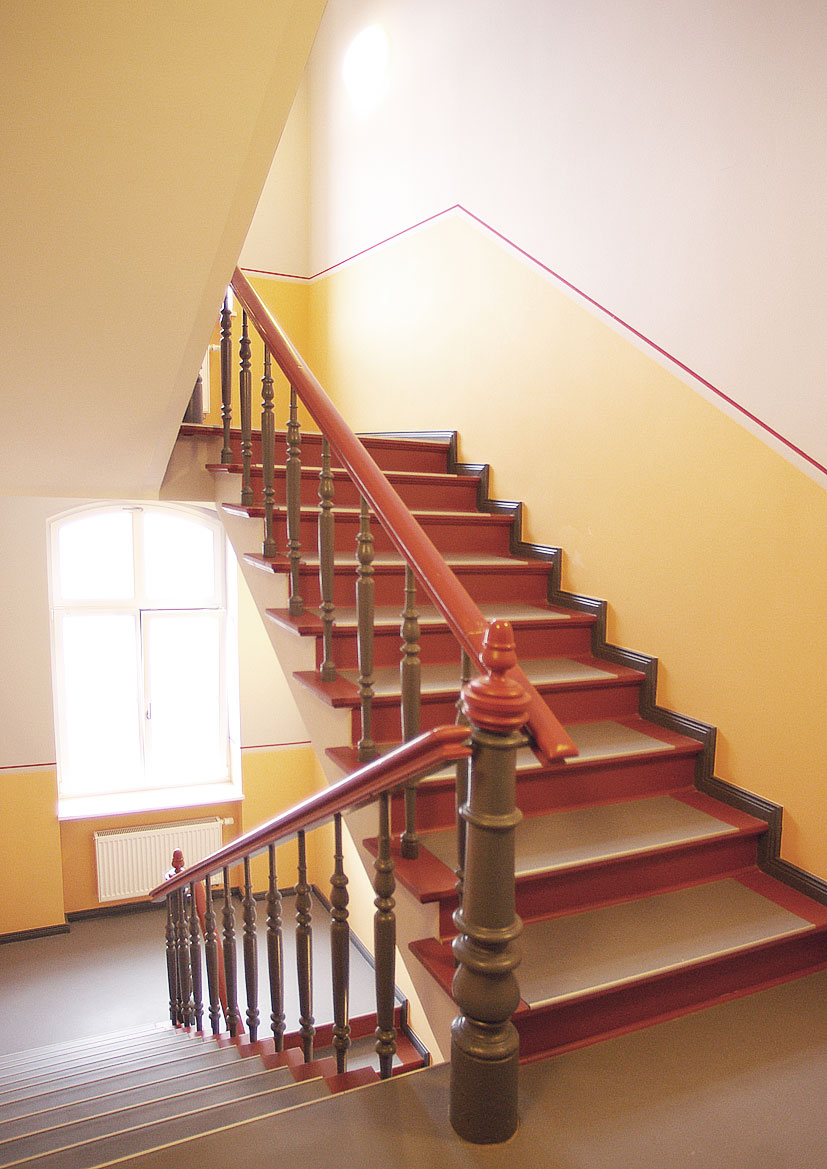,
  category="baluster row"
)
[164,798,398,1077]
